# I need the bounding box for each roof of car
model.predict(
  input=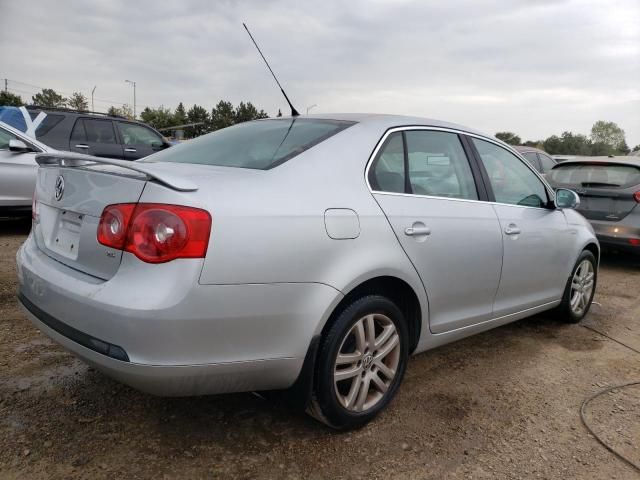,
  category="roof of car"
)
[552,156,640,168]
